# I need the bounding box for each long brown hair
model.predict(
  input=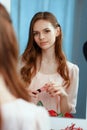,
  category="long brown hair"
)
[21,12,70,88]
[0,3,30,101]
